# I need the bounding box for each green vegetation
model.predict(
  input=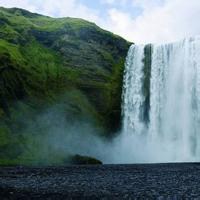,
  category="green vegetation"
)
[0,7,131,165]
